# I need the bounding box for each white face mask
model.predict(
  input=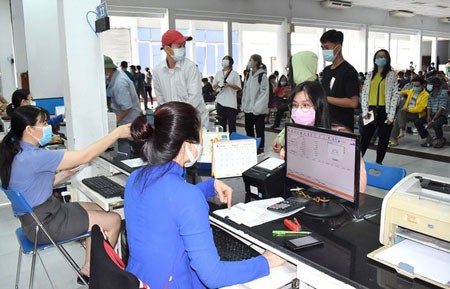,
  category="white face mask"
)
[184,143,203,167]
[172,47,186,62]
[222,59,230,68]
